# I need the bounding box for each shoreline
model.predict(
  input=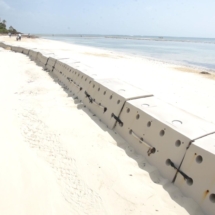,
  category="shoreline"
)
[39,35,215,74]
[2,35,215,74]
